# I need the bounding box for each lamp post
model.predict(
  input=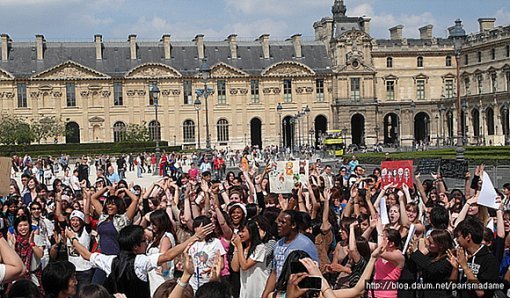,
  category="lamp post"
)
[277,103,283,149]
[439,104,446,146]
[194,98,201,149]
[449,19,467,160]
[435,114,440,147]
[196,60,212,151]
[462,99,468,145]
[149,83,161,175]
[303,105,311,146]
